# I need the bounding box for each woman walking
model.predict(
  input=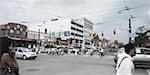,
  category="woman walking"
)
[0,37,19,75]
